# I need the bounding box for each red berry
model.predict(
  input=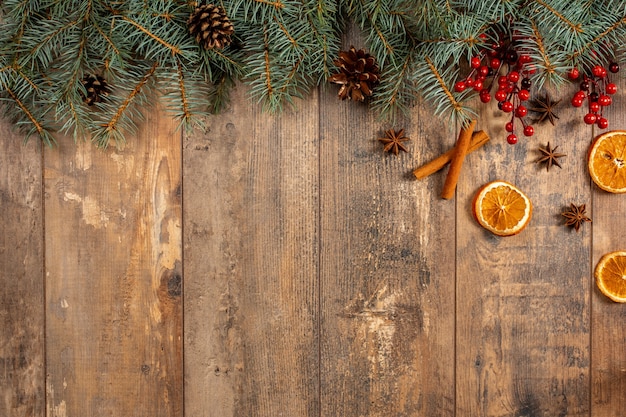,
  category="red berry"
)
[507,71,520,82]
[479,66,489,77]
[515,105,528,117]
[507,134,518,145]
[521,78,532,89]
[473,80,484,91]
[495,90,507,102]
[490,58,501,69]
[466,79,475,87]
[589,102,600,113]
[518,55,532,64]
[575,90,586,100]
[598,95,612,106]
[568,68,580,80]
[597,117,609,129]
[523,125,534,137]
[454,81,467,92]
[584,113,597,124]
[592,65,607,78]
[571,97,584,107]
[517,89,530,101]
[606,83,618,94]
[501,101,514,112]
[609,62,620,73]
[471,56,481,69]
[479,89,491,103]
[497,75,508,86]
[505,121,514,132]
